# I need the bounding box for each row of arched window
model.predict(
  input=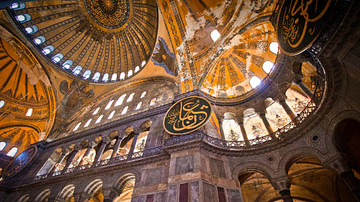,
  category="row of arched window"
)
[11,3,147,82]
[0,100,33,116]
[0,142,18,157]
